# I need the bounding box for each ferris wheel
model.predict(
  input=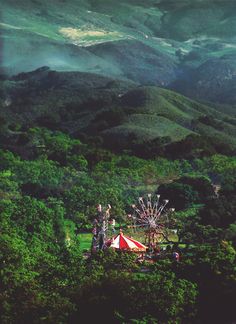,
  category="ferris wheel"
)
[127,194,175,245]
